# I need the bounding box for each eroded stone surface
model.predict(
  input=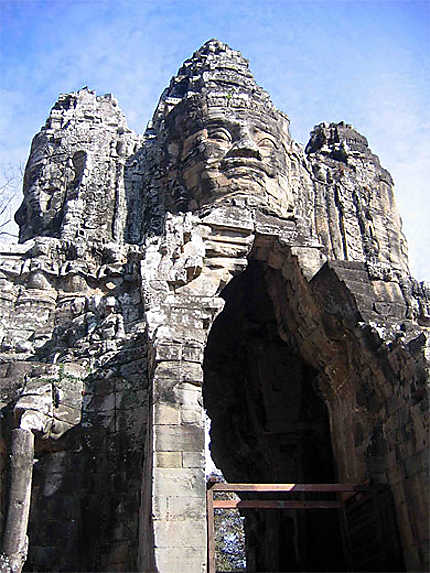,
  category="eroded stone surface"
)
[0,39,428,573]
